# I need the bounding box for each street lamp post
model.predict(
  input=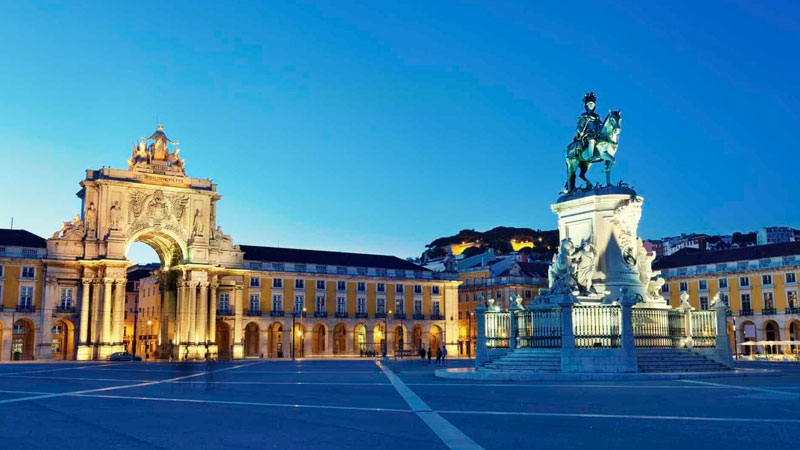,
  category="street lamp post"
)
[292,306,307,361]
[467,311,473,358]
